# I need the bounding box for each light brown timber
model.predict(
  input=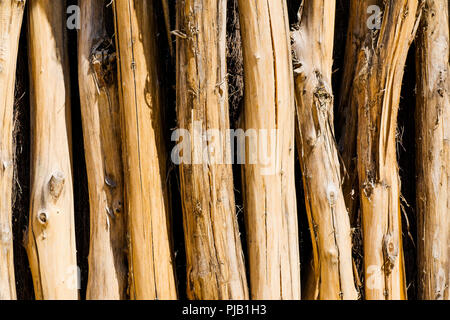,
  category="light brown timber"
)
[415,0,450,300]
[238,0,301,299]
[78,0,127,300]
[292,0,358,300]
[26,0,78,300]
[113,0,177,300]
[0,0,25,301]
